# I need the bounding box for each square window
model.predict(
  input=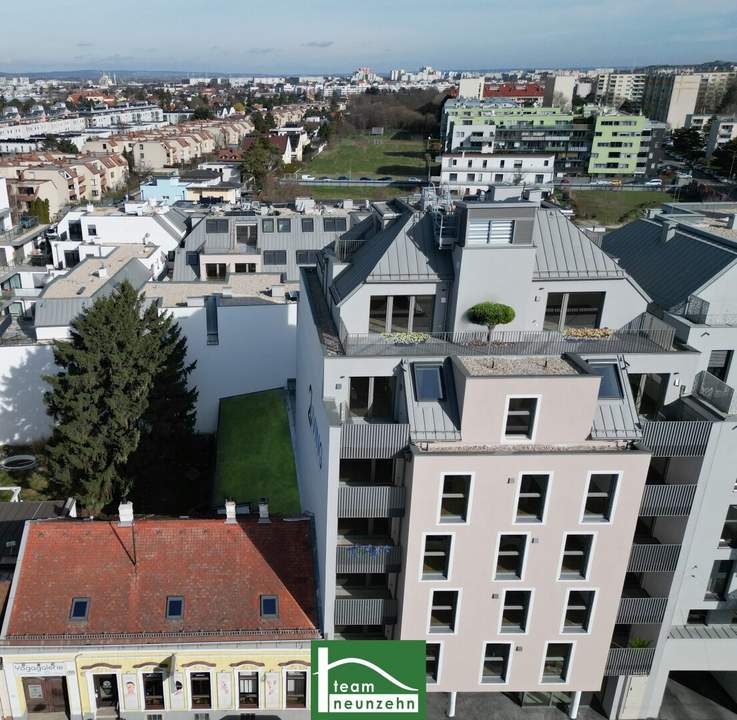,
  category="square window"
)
[422,535,452,580]
[495,534,527,579]
[583,473,618,521]
[560,534,594,579]
[429,590,459,633]
[301,217,314,232]
[542,643,572,683]
[263,250,286,265]
[277,218,291,233]
[481,643,510,683]
[70,597,89,620]
[516,474,549,522]
[166,596,184,619]
[440,474,471,523]
[563,590,595,633]
[504,397,538,439]
[414,364,444,402]
[262,219,275,233]
[426,643,441,683]
[501,590,531,633]
[260,595,279,618]
[588,362,623,399]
